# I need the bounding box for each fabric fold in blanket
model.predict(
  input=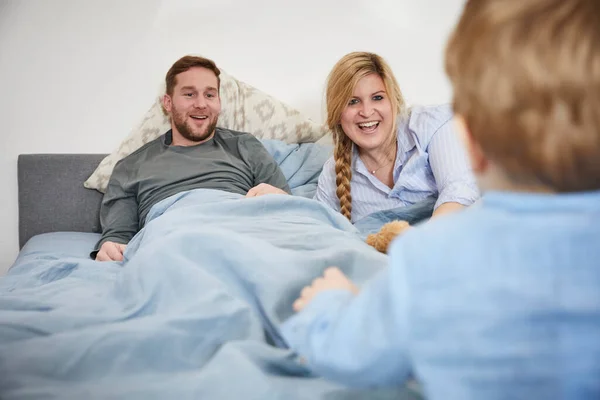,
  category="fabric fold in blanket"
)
[0,189,422,400]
